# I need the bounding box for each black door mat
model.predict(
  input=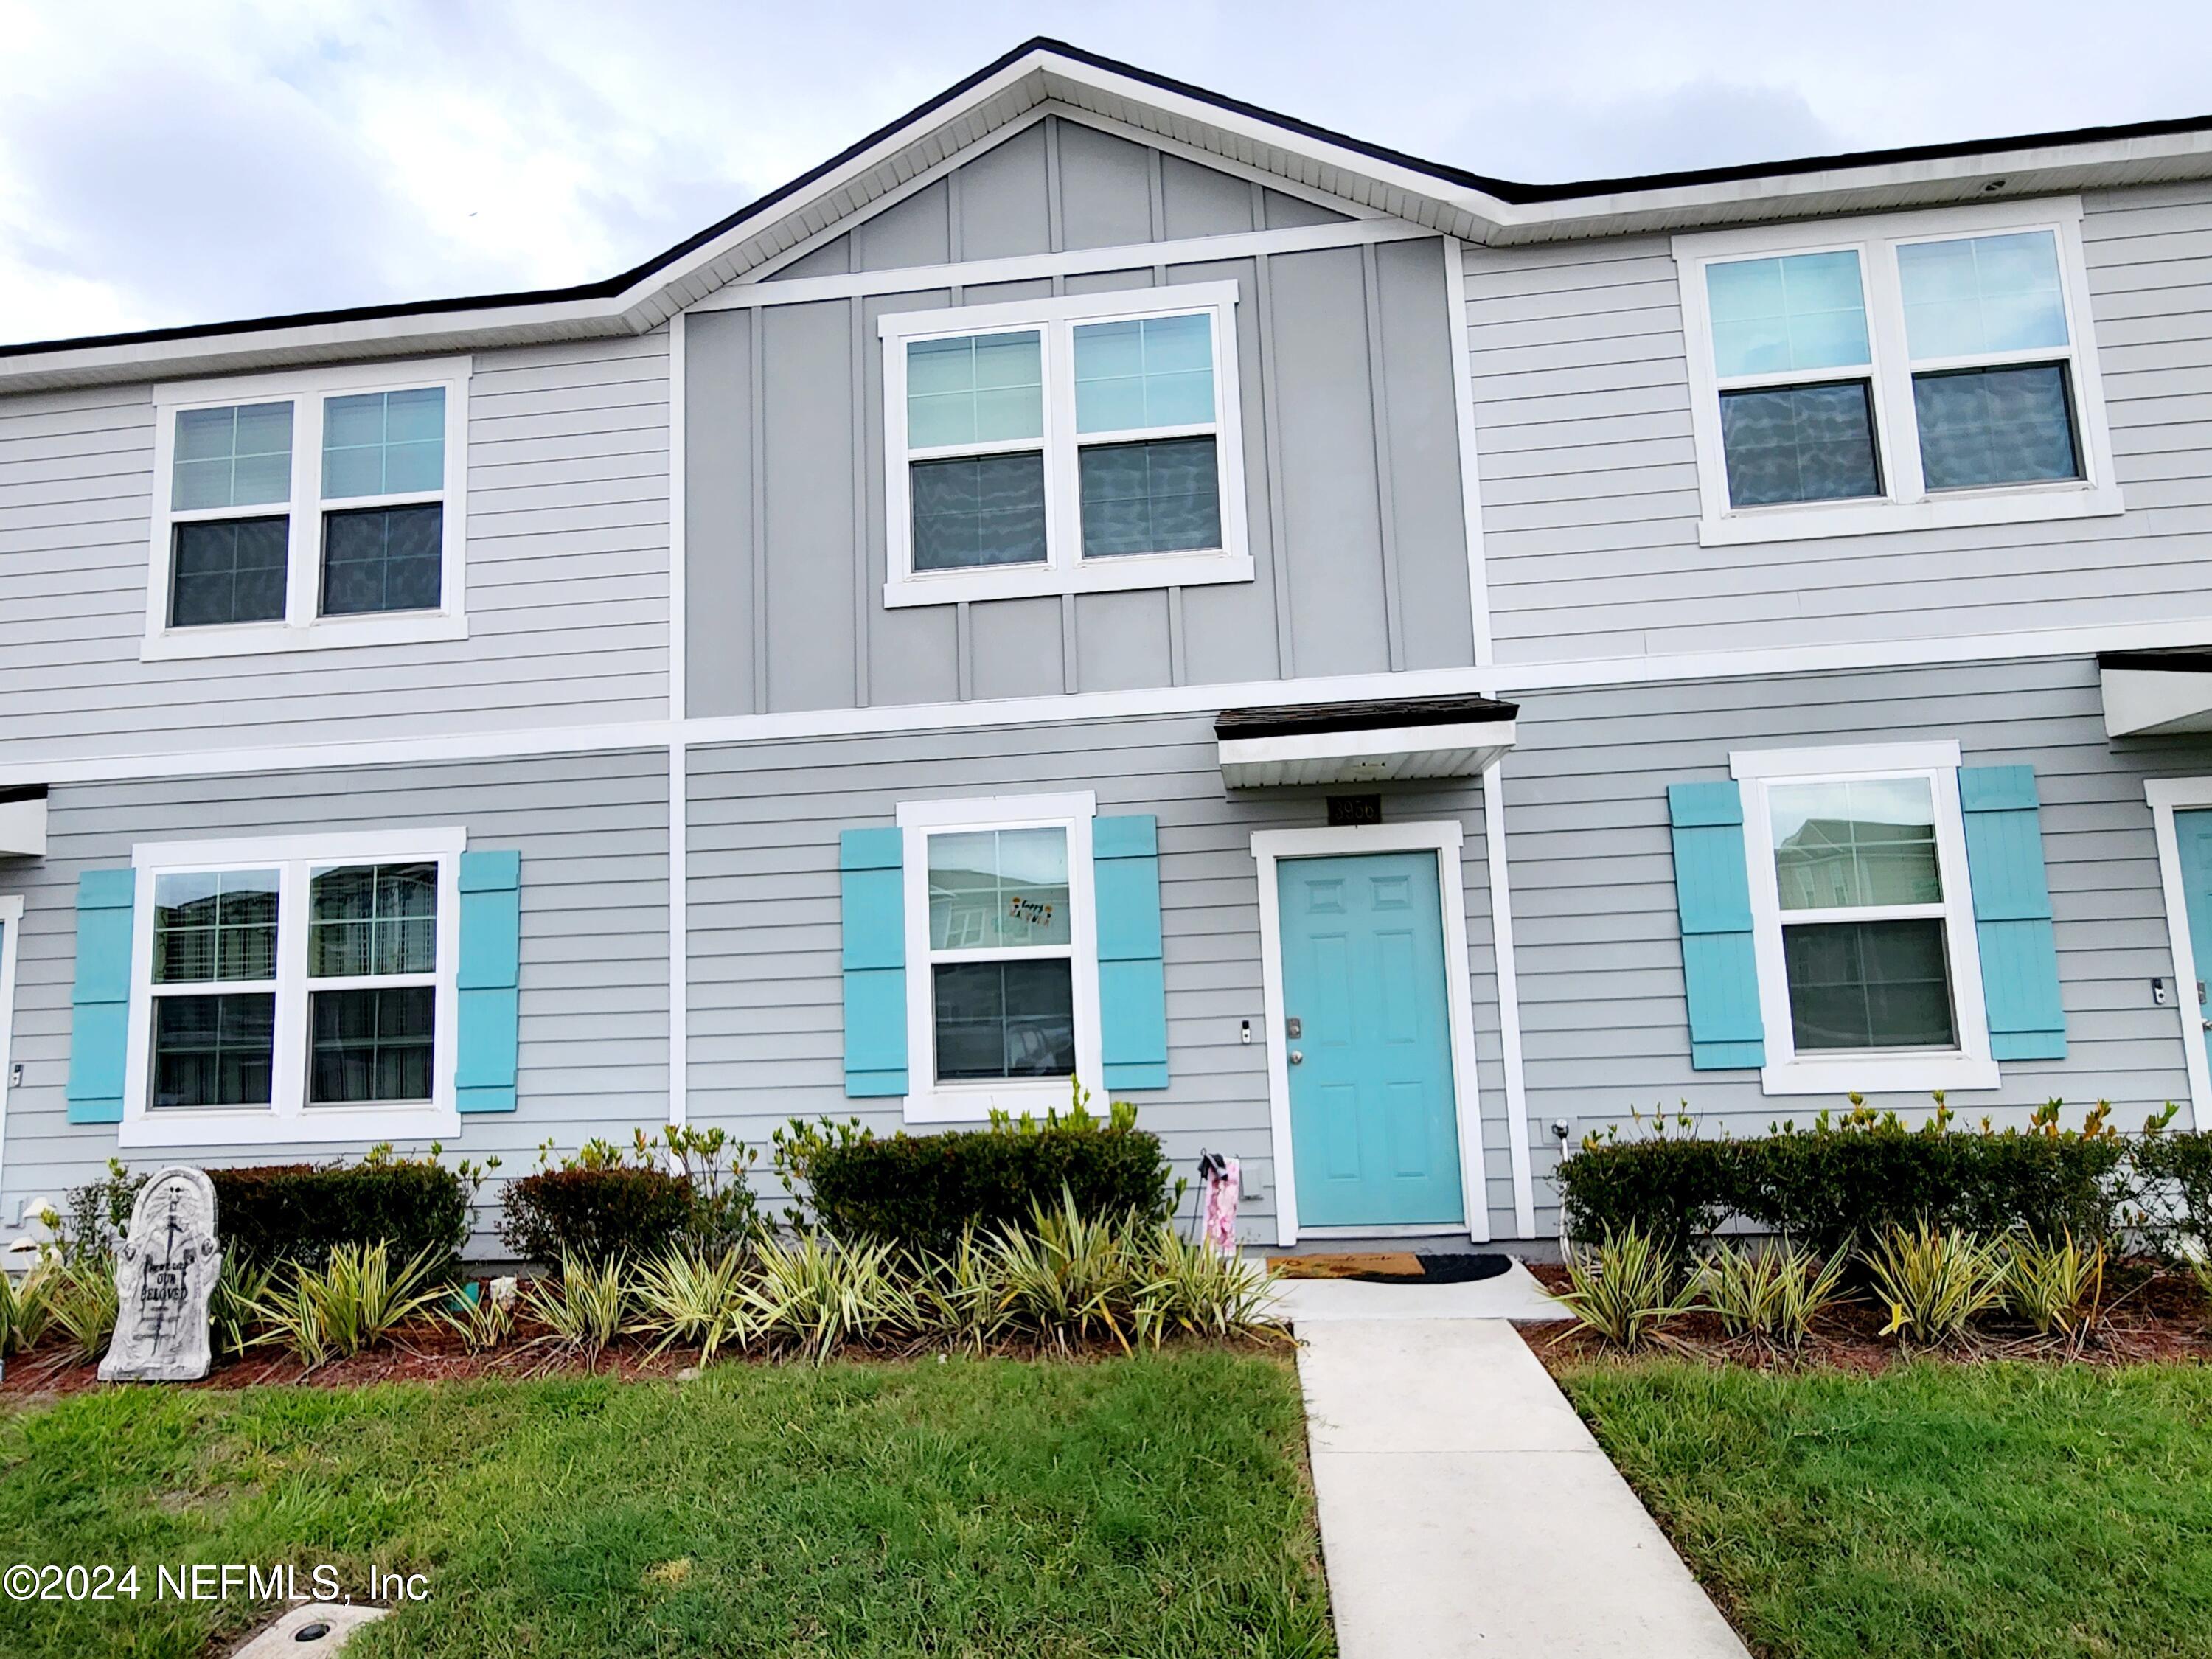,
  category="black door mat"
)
[1269,1251,1514,1284]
